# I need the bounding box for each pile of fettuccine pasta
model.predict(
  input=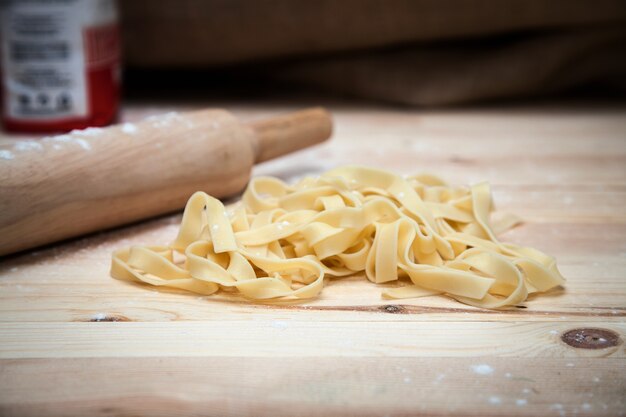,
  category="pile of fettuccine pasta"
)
[111,166,564,308]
